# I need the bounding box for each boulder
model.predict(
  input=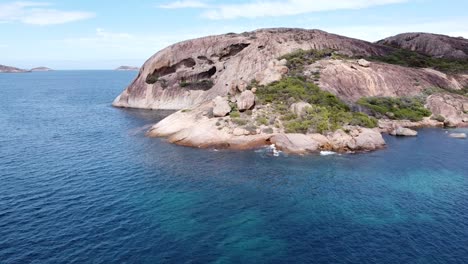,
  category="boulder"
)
[390,126,418,136]
[290,102,312,117]
[270,134,320,154]
[327,129,356,151]
[236,90,255,111]
[357,59,371,67]
[448,133,467,139]
[444,118,460,128]
[212,96,231,117]
[353,128,386,150]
